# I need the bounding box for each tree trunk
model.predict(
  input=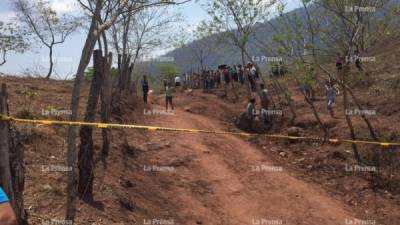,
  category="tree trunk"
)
[0,83,28,225]
[272,76,296,124]
[271,79,283,108]
[294,76,329,139]
[268,80,279,109]
[120,53,128,89]
[100,53,113,166]
[9,125,28,225]
[118,54,132,91]
[341,66,363,163]
[346,83,380,177]
[78,50,104,201]
[65,7,100,221]
[130,46,141,94]
[117,54,122,88]
[0,84,13,209]
[46,45,54,79]
[127,62,133,90]
[0,50,6,66]
[241,49,251,100]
